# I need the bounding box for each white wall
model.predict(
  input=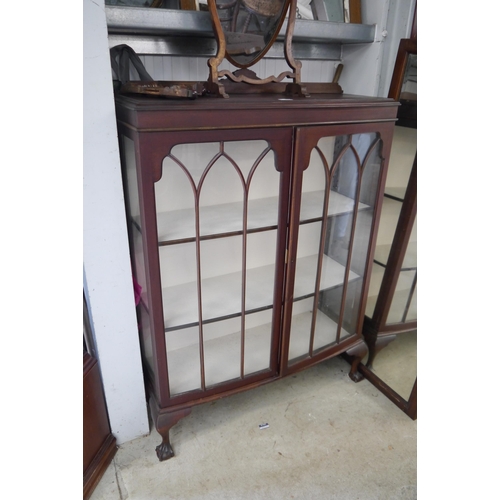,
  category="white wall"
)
[84,0,413,445]
[341,0,416,97]
[83,0,149,444]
